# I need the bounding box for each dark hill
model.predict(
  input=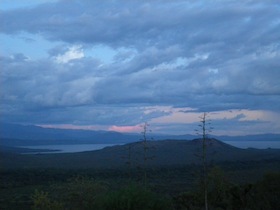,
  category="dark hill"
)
[2,123,280,147]
[0,123,139,145]
[1,139,279,169]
